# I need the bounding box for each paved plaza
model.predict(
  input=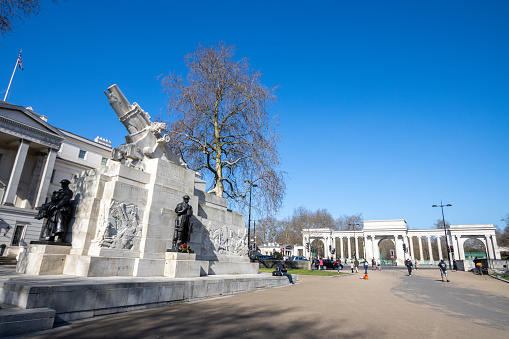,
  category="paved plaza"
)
[9,267,506,339]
